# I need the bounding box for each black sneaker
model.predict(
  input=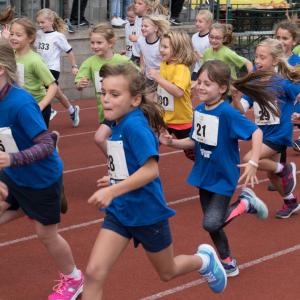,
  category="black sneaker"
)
[276,198,300,219]
[222,258,239,277]
[170,18,182,26]
[277,162,297,196]
[79,18,89,26]
[293,138,300,153]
